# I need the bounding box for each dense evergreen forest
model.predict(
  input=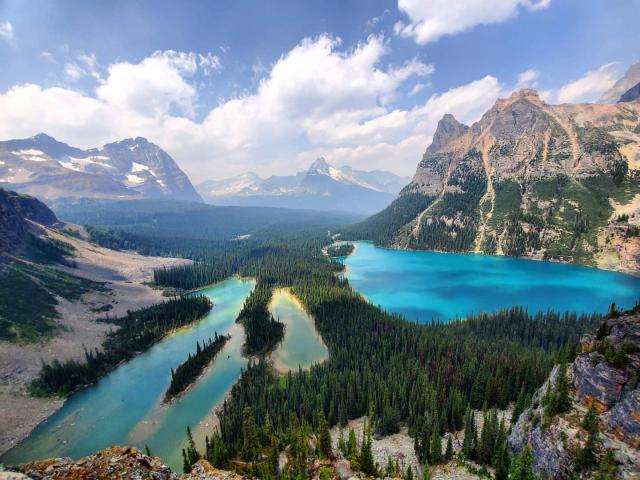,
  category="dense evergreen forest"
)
[30,296,212,396]
[165,333,229,400]
[54,211,605,477]
[141,224,600,477]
